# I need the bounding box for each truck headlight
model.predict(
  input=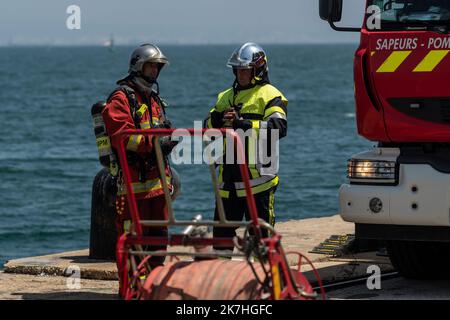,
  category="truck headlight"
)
[347,159,398,185]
